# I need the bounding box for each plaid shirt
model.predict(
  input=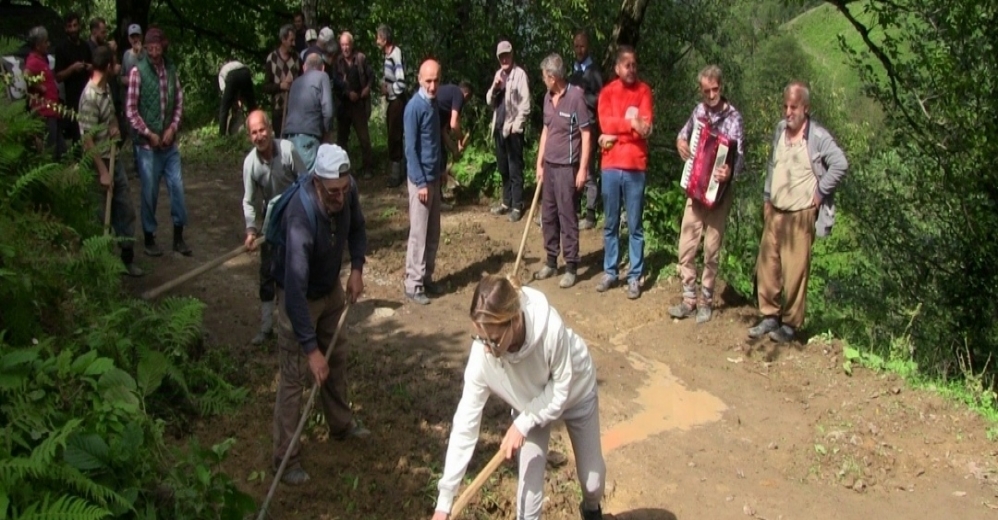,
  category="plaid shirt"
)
[77,79,116,158]
[678,100,745,177]
[125,59,183,145]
